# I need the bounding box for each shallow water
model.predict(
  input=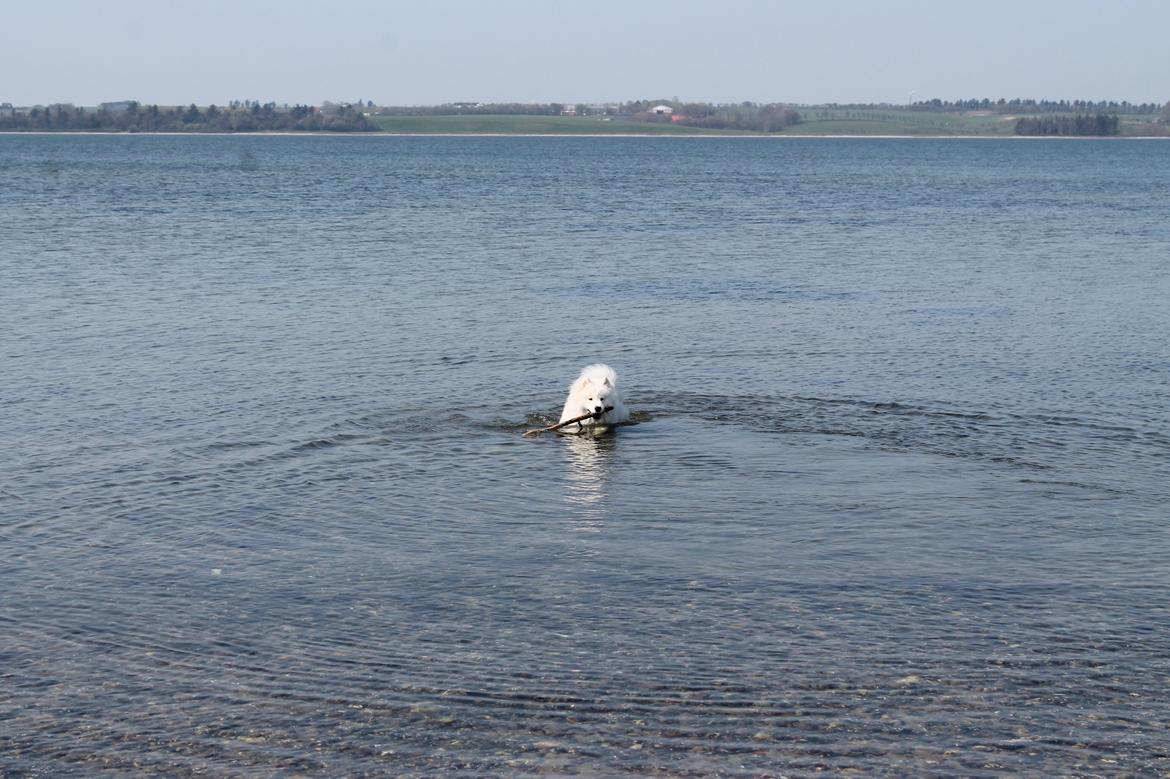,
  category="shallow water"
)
[2,134,1169,776]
